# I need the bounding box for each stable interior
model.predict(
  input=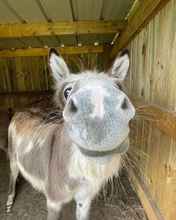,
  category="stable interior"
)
[0,1,176,220]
